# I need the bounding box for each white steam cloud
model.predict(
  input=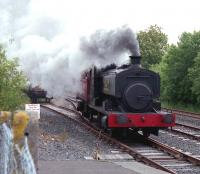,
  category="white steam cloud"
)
[0,0,140,97]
